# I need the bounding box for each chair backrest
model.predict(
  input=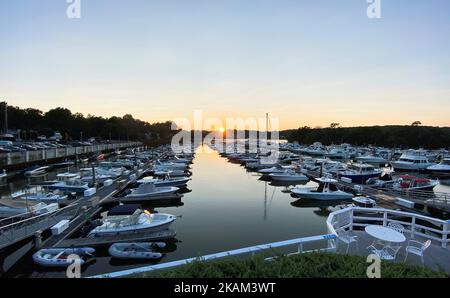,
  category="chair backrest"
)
[388,222,405,234]
[422,240,432,251]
